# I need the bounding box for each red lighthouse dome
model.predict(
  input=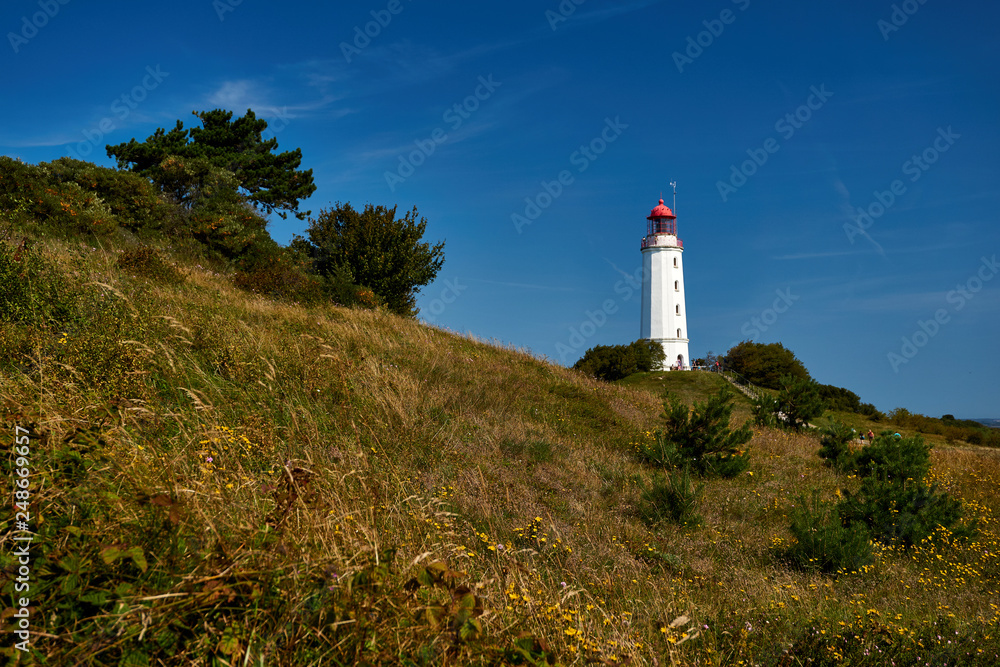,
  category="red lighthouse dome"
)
[647,199,676,220]
[644,198,678,239]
